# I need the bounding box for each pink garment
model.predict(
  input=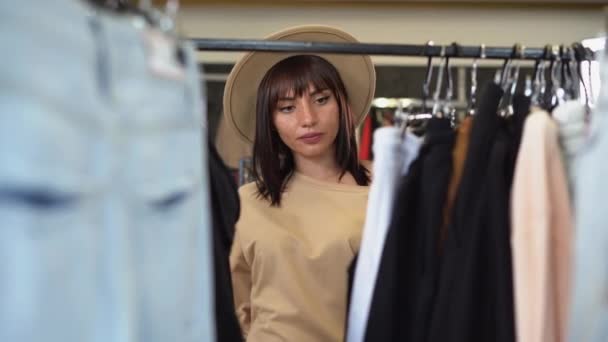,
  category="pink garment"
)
[511,110,574,342]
